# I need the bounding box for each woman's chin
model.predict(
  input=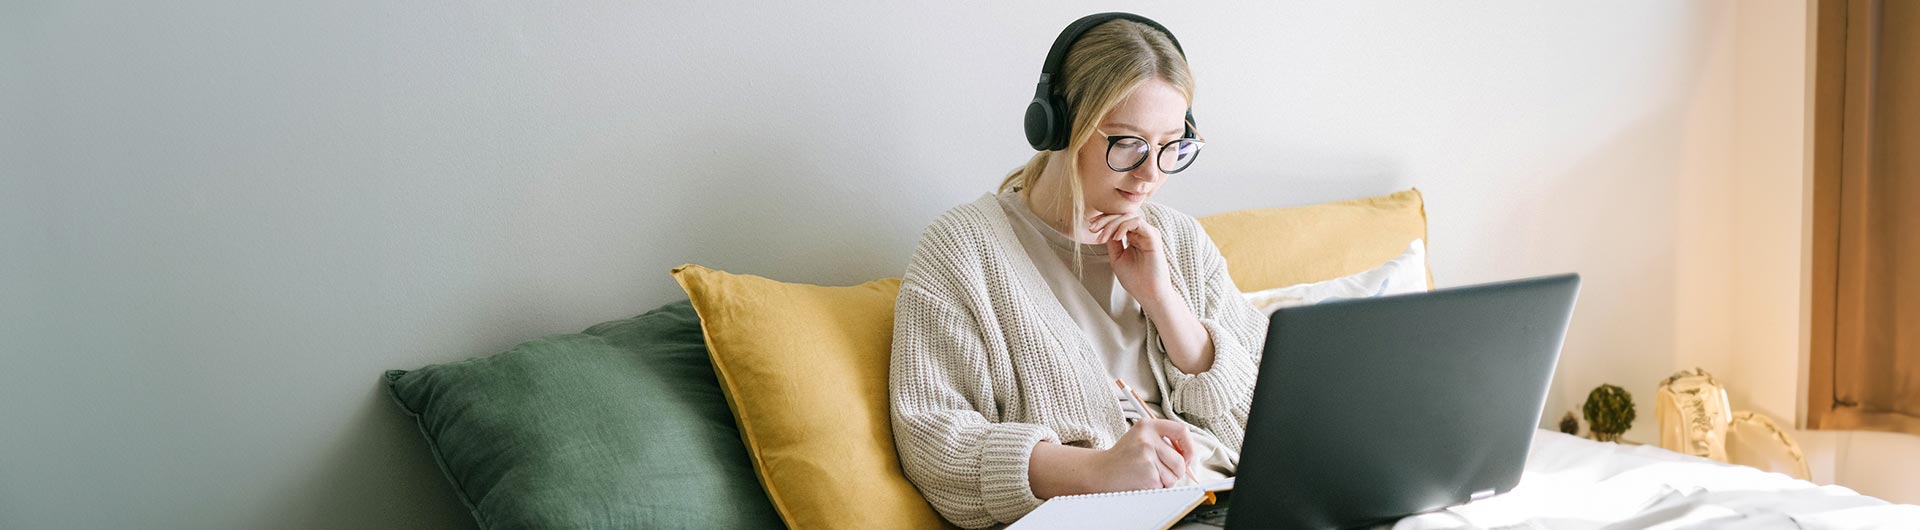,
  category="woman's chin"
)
[1096,198,1144,214]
